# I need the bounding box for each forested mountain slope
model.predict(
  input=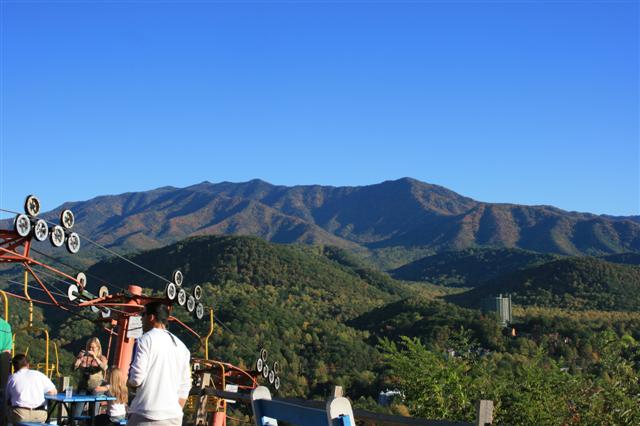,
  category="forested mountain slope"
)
[447,257,640,311]
[79,235,419,397]
[390,248,558,286]
[3,234,640,424]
